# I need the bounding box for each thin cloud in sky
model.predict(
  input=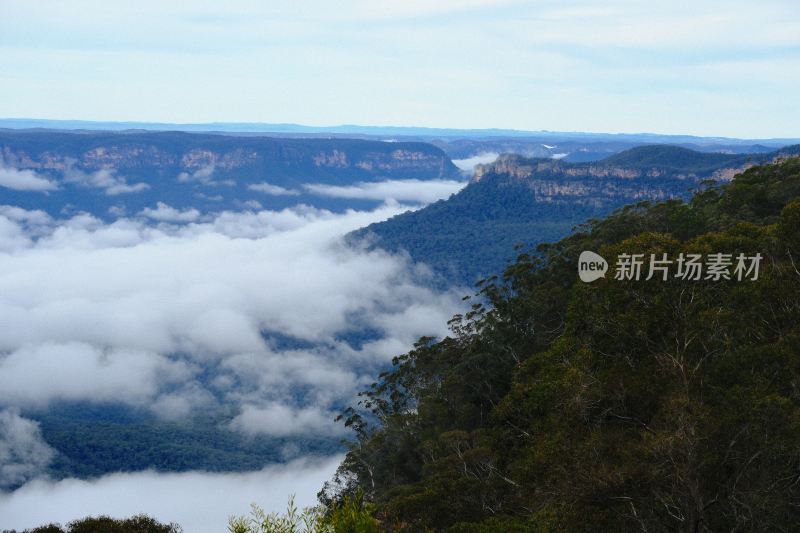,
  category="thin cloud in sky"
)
[350,0,521,19]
